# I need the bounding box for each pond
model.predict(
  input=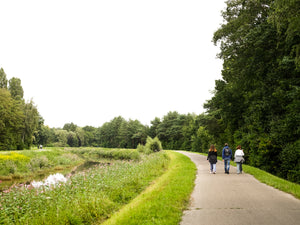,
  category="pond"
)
[0,161,102,192]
